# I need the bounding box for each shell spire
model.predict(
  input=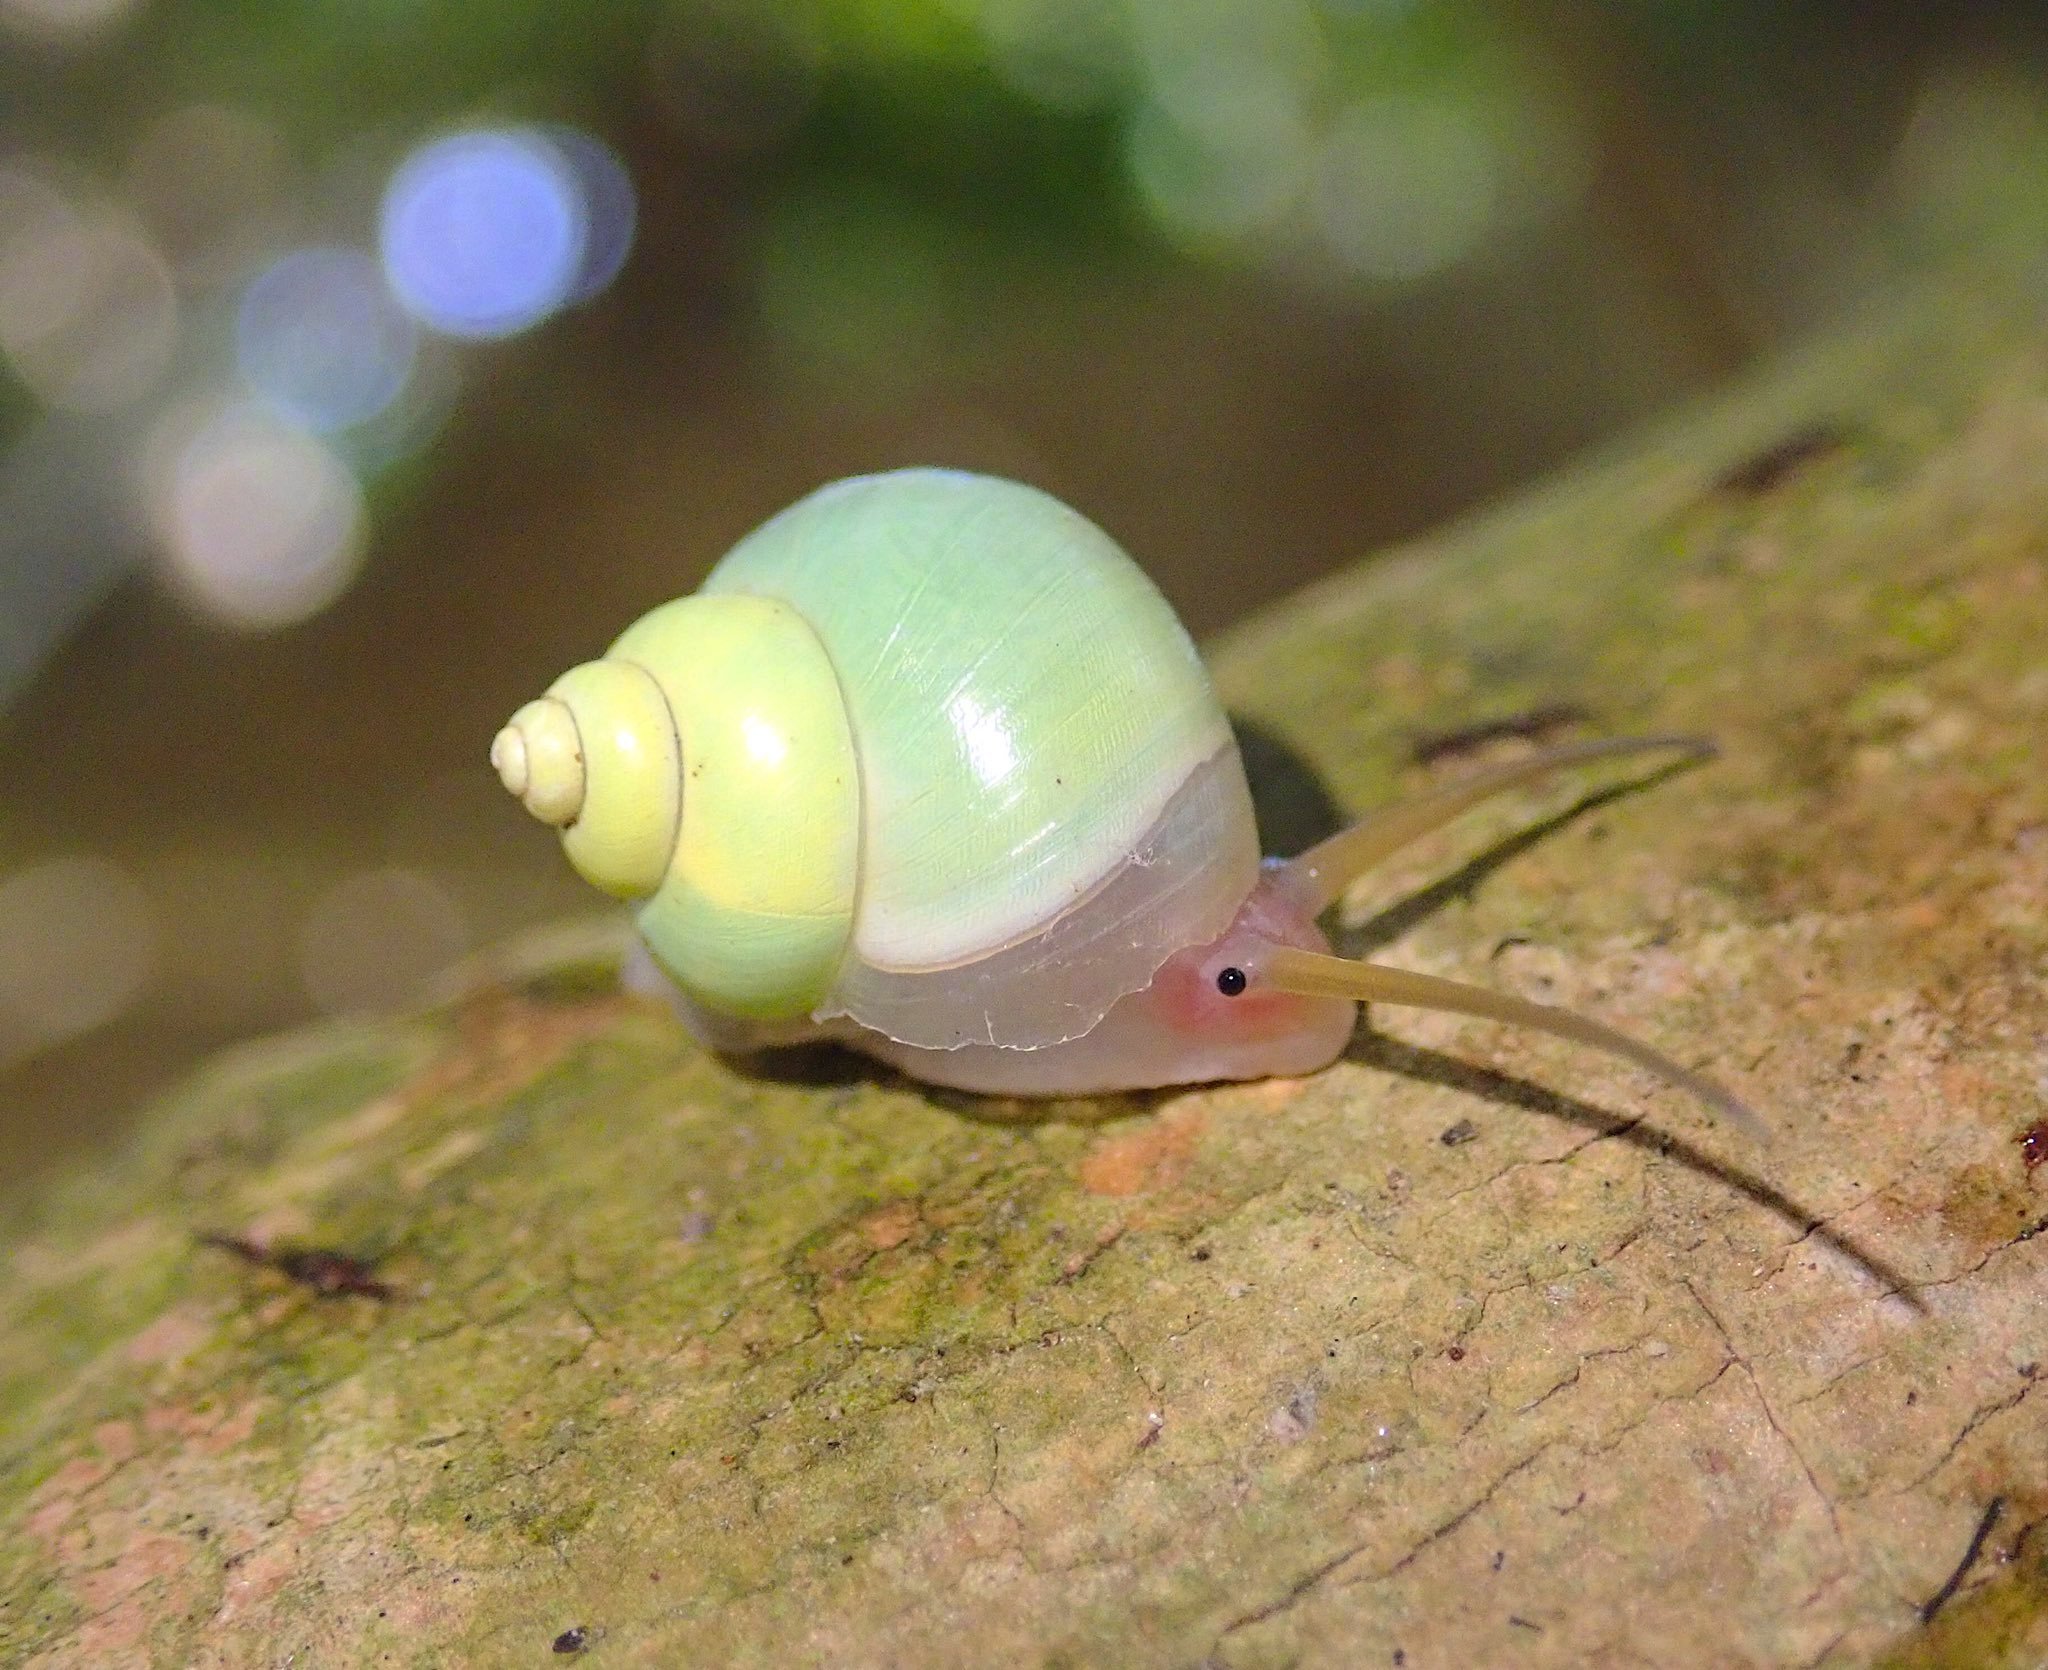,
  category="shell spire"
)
[492,593,861,1021]
[492,698,585,827]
